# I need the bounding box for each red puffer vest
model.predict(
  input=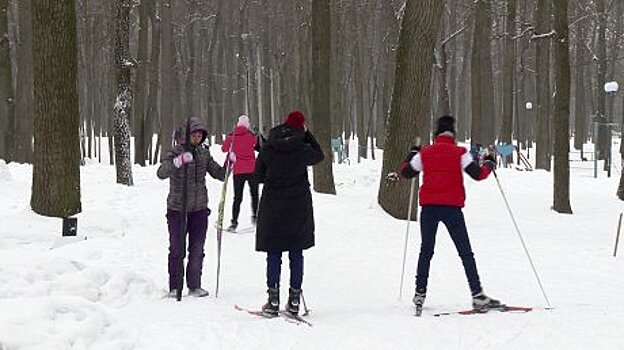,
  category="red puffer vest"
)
[419,135,468,207]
